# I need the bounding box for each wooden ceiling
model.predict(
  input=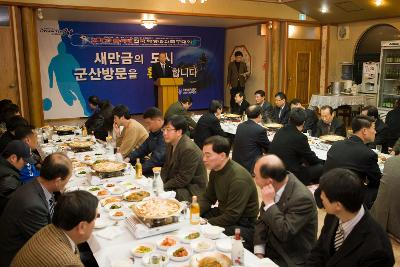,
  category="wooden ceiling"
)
[282,0,400,24]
